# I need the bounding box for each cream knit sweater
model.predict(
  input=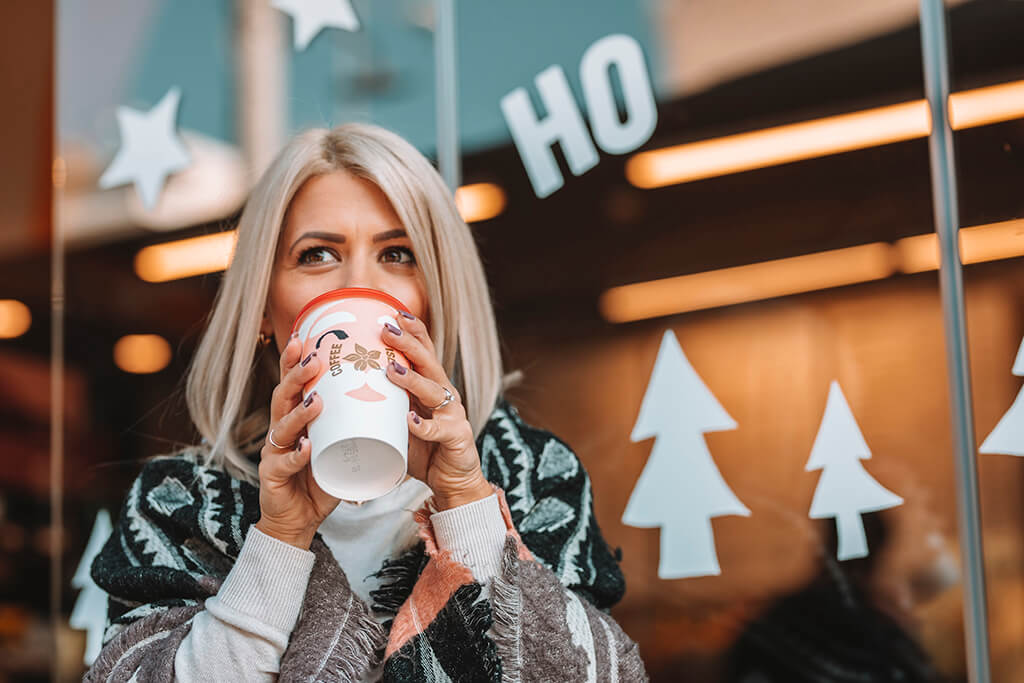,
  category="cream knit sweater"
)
[174,478,508,681]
